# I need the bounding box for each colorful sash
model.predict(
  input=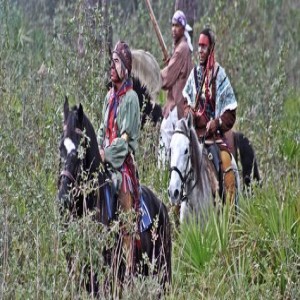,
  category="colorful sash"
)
[105,79,140,212]
[106,79,133,144]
